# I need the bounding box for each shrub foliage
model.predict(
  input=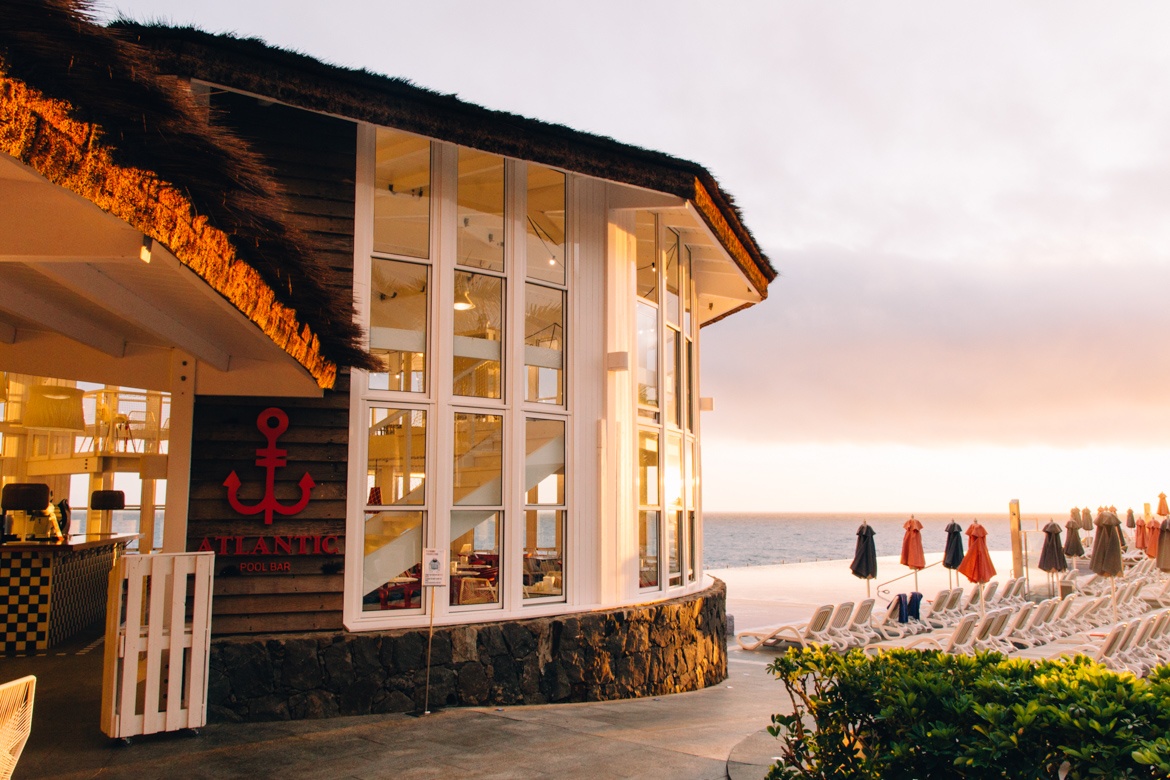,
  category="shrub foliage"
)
[766,647,1170,779]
